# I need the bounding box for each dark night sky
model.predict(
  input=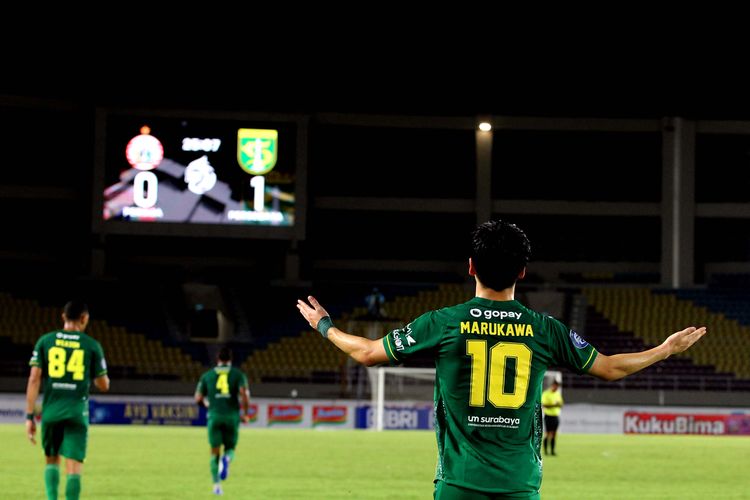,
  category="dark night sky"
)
[4,59,749,120]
